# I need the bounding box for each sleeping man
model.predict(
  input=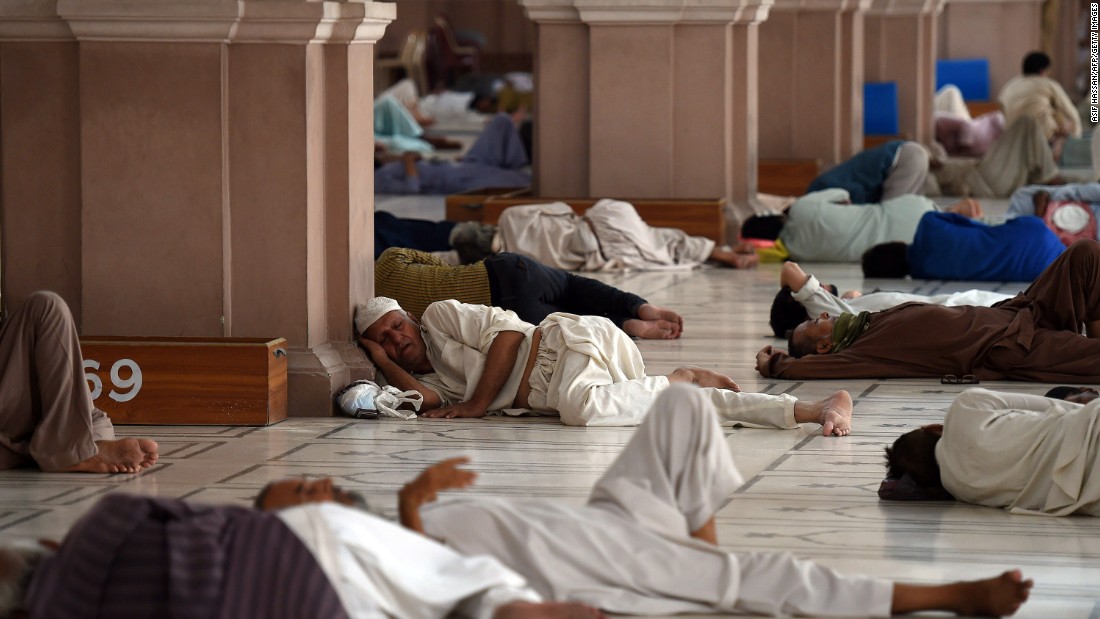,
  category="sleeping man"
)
[757,240,1100,382]
[258,384,1033,618]
[356,296,853,432]
[883,387,1100,516]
